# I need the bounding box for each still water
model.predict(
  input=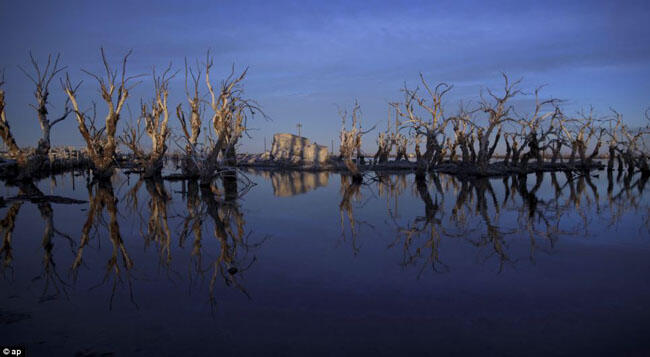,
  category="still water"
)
[1,169,649,356]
